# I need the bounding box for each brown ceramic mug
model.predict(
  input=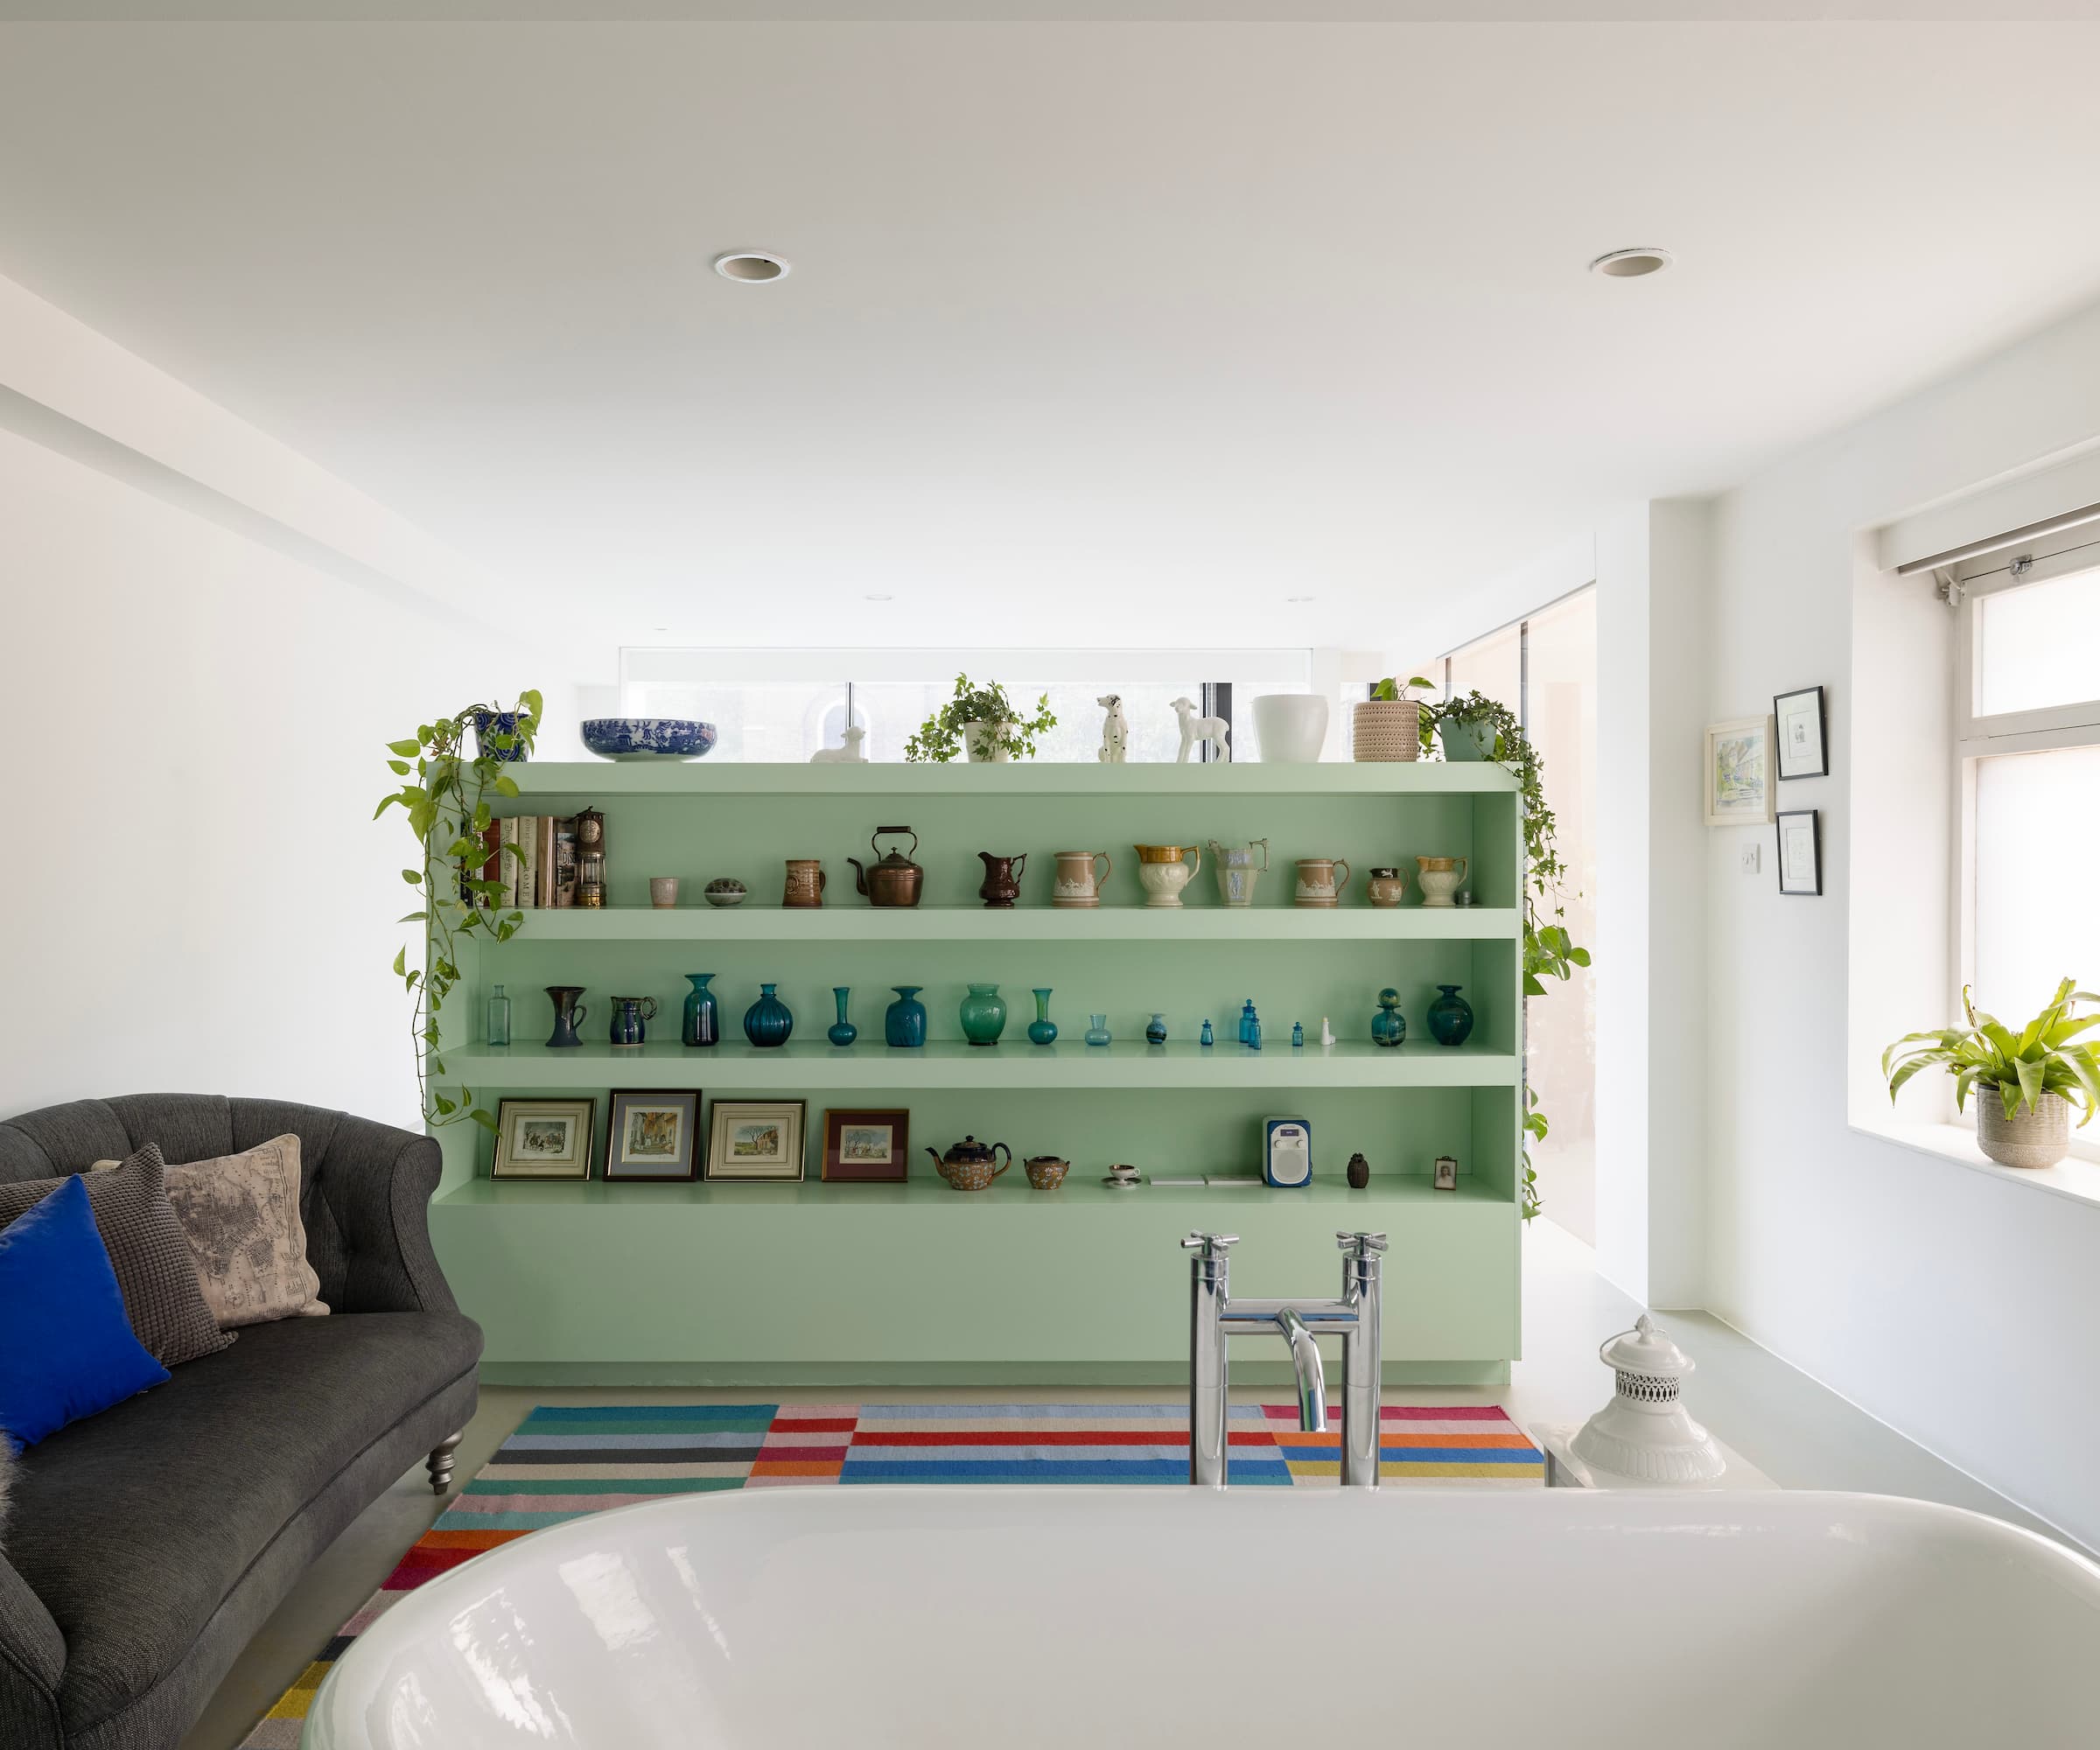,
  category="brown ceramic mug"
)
[783,858,827,908]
